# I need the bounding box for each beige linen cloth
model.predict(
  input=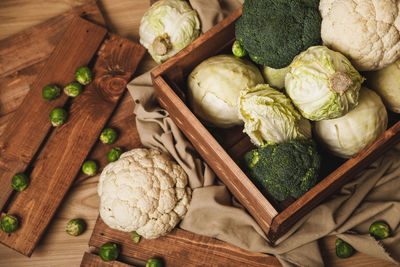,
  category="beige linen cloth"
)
[128,1,400,266]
